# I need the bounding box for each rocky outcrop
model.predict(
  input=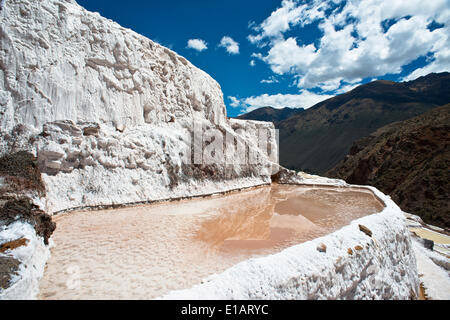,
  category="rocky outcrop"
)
[0,151,54,243]
[0,220,52,299]
[0,149,55,298]
[0,150,55,247]
[0,256,20,290]
[0,199,55,244]
[0,151,45,197]
[0,0,278,214]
